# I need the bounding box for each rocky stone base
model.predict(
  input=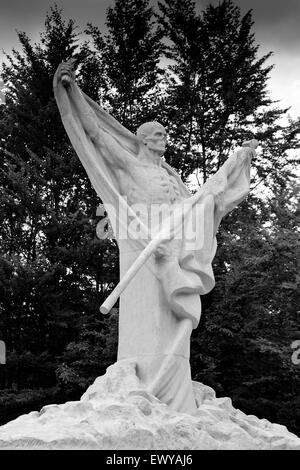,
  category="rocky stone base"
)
[0,360,299,450]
